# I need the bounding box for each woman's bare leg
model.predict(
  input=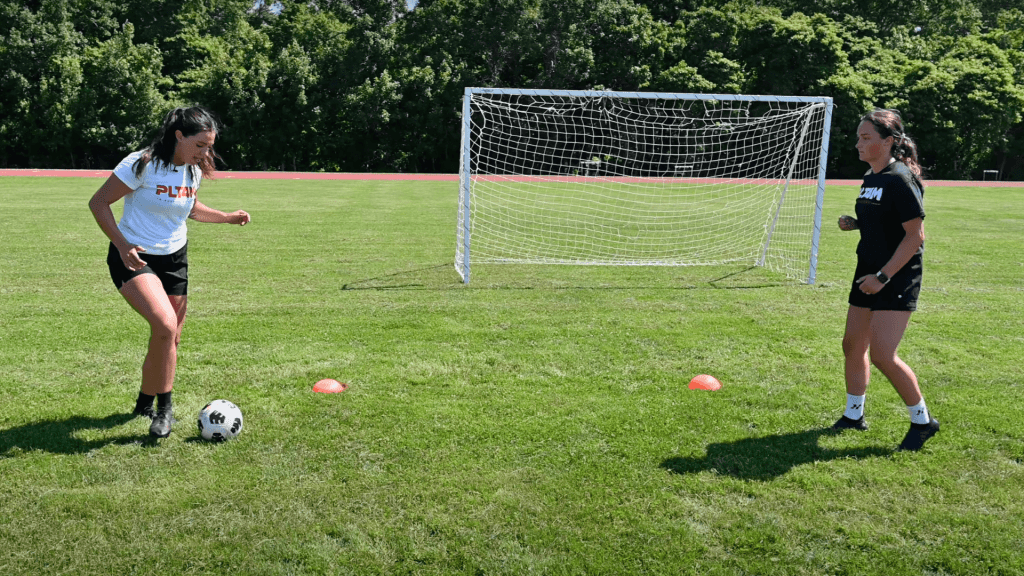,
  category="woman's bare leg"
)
[120,274,180,395]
